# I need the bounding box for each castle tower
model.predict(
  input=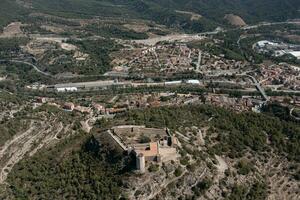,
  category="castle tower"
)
[136,153,145,173]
